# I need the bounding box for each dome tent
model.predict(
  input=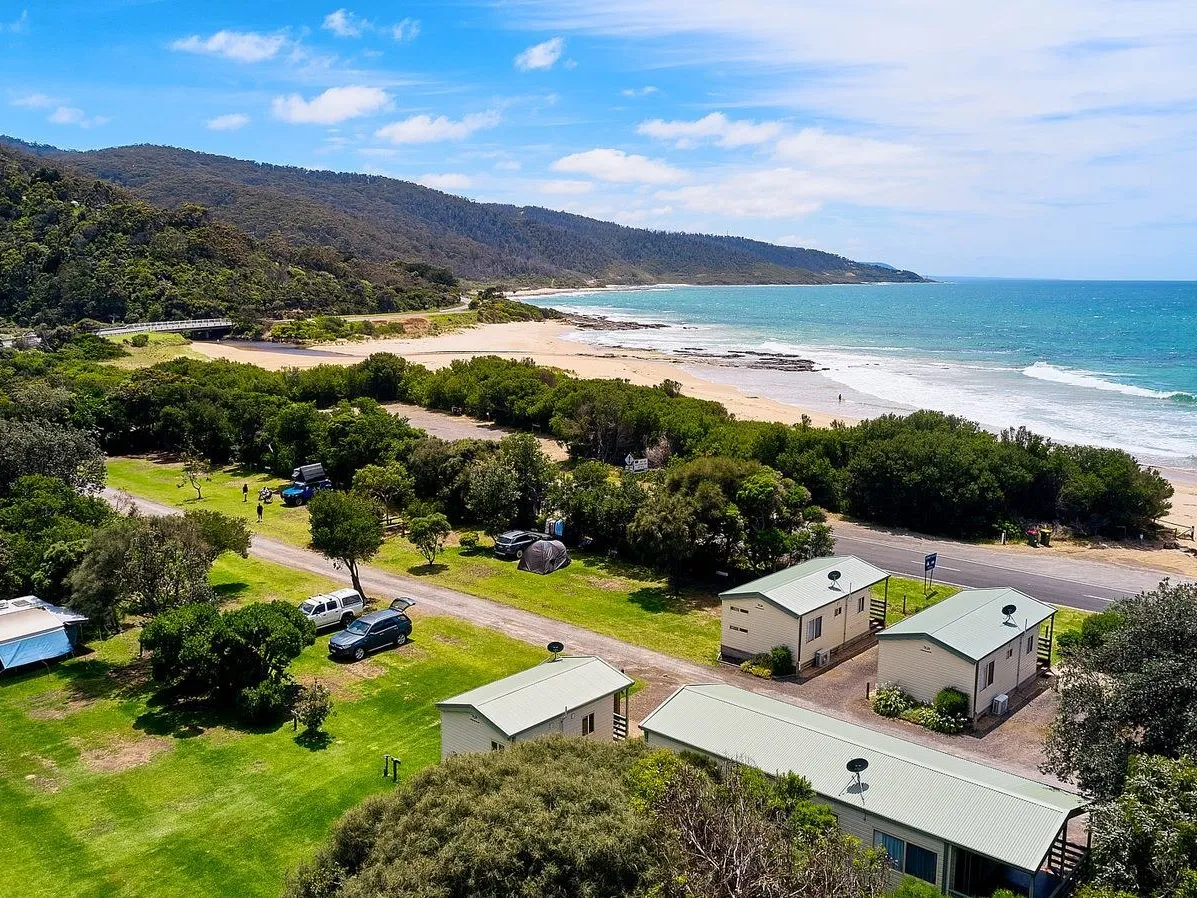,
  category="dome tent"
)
[517,539,571,575]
